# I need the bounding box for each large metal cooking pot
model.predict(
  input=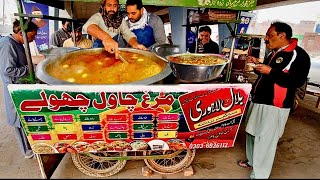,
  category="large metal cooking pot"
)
[165,53,230,82]
[36,48,172,85]
[151,44,230,82]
